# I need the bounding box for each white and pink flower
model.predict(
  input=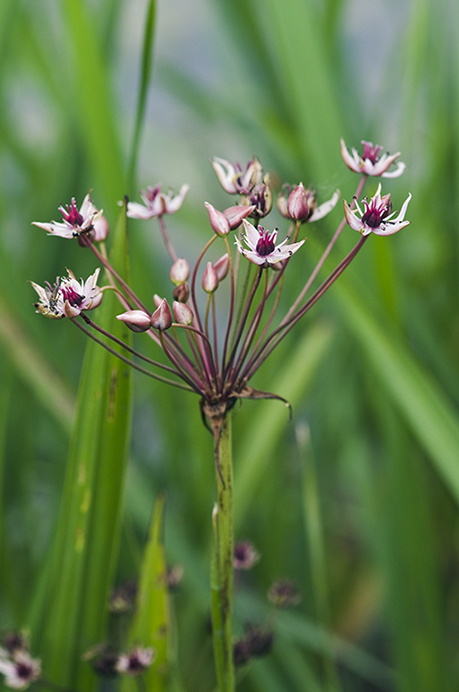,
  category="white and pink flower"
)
[236,219,305,267]
[340,138,406,178]
[344,184,411,236]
